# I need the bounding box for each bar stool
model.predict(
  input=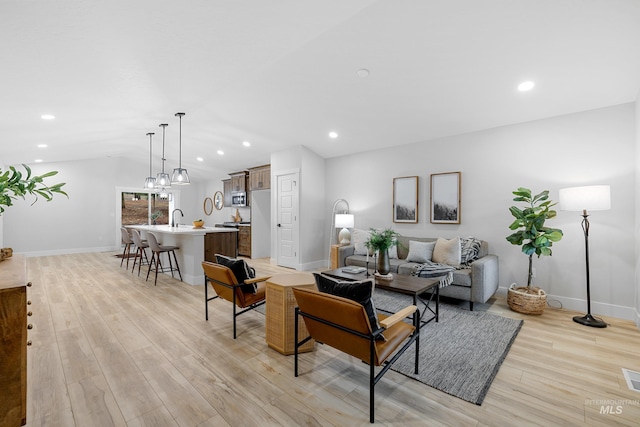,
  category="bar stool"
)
[146,232,182,286]
[120,227,133,268]
[130,229,150,276]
